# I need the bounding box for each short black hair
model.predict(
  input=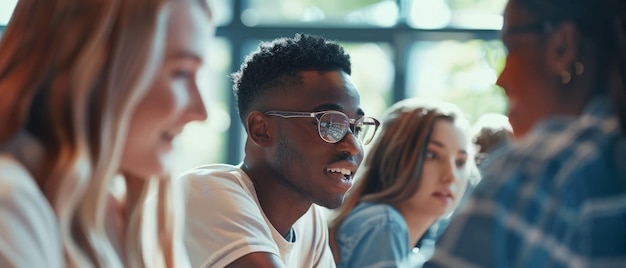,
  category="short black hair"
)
[231,33,352,123]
